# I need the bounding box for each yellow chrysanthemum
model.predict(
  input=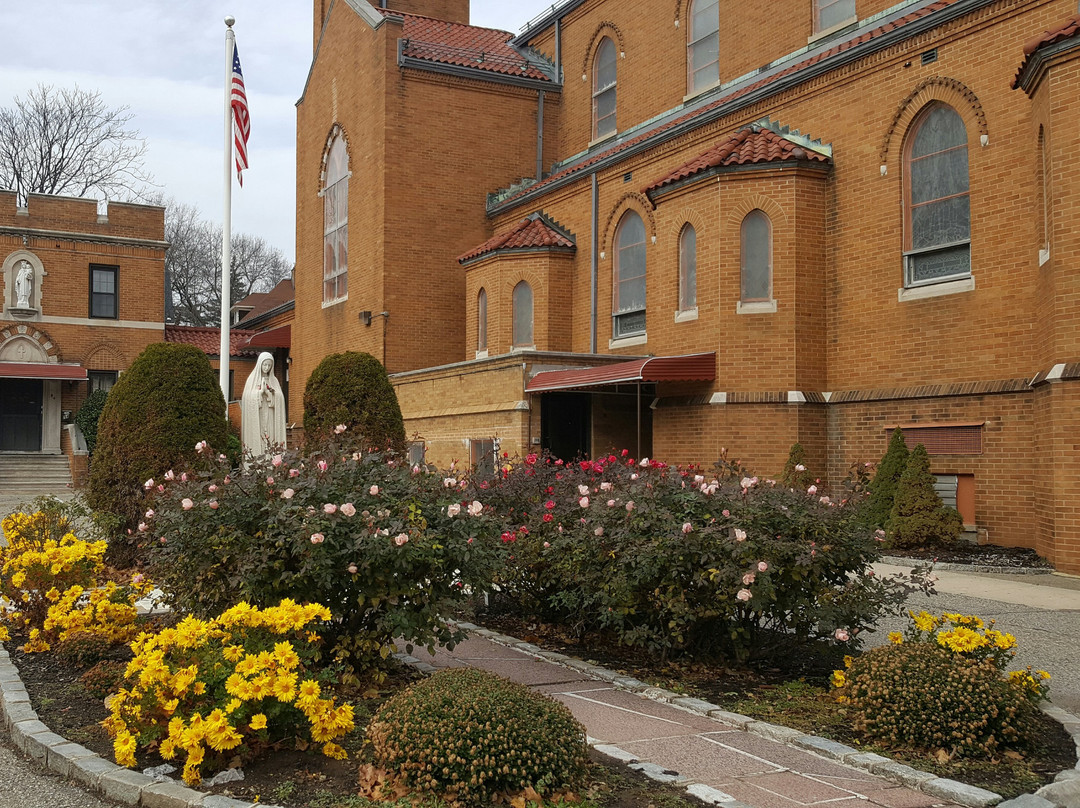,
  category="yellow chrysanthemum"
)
[830,670,846,688]
[113,732,138,768]
[249,713,268,730]
[888,631,903,645]
[322,742,348,760]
